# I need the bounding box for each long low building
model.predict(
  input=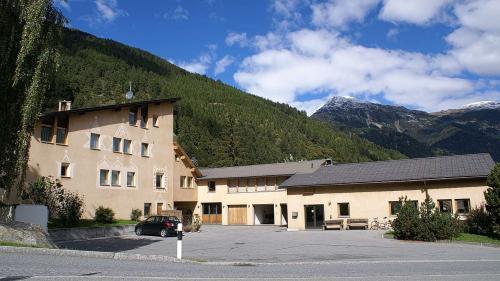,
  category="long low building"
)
[194,154,495,230]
